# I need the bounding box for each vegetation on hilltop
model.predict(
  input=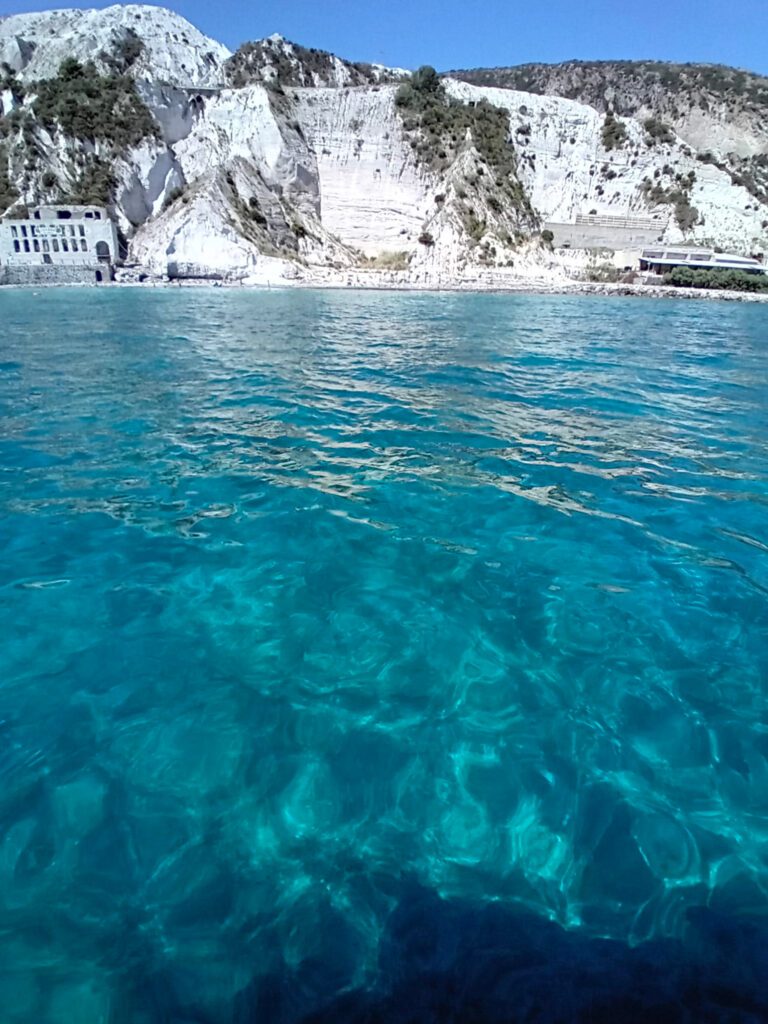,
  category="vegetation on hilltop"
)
[450,60,768,118]
[225,37,390,89]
